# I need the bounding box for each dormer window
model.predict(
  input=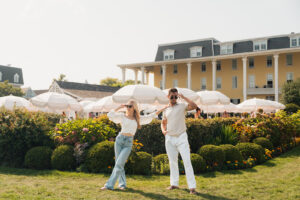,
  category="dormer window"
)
[163,49,175,60]
[190,46,202,57]
[14,73,19,83]
[290,36,300,47]
[253,40,267,51]
[220,43,233,55]
[0,71,2,81]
